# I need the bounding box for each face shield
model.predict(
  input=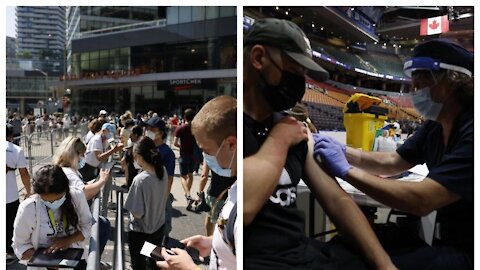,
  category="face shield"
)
[403,57,472,78]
